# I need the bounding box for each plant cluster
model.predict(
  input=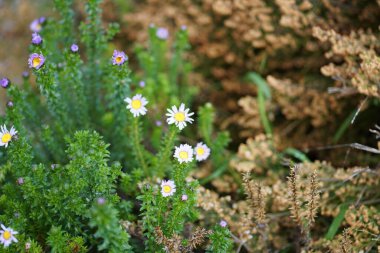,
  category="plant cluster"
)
[1,0,380,252]
[0,0,232,252]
